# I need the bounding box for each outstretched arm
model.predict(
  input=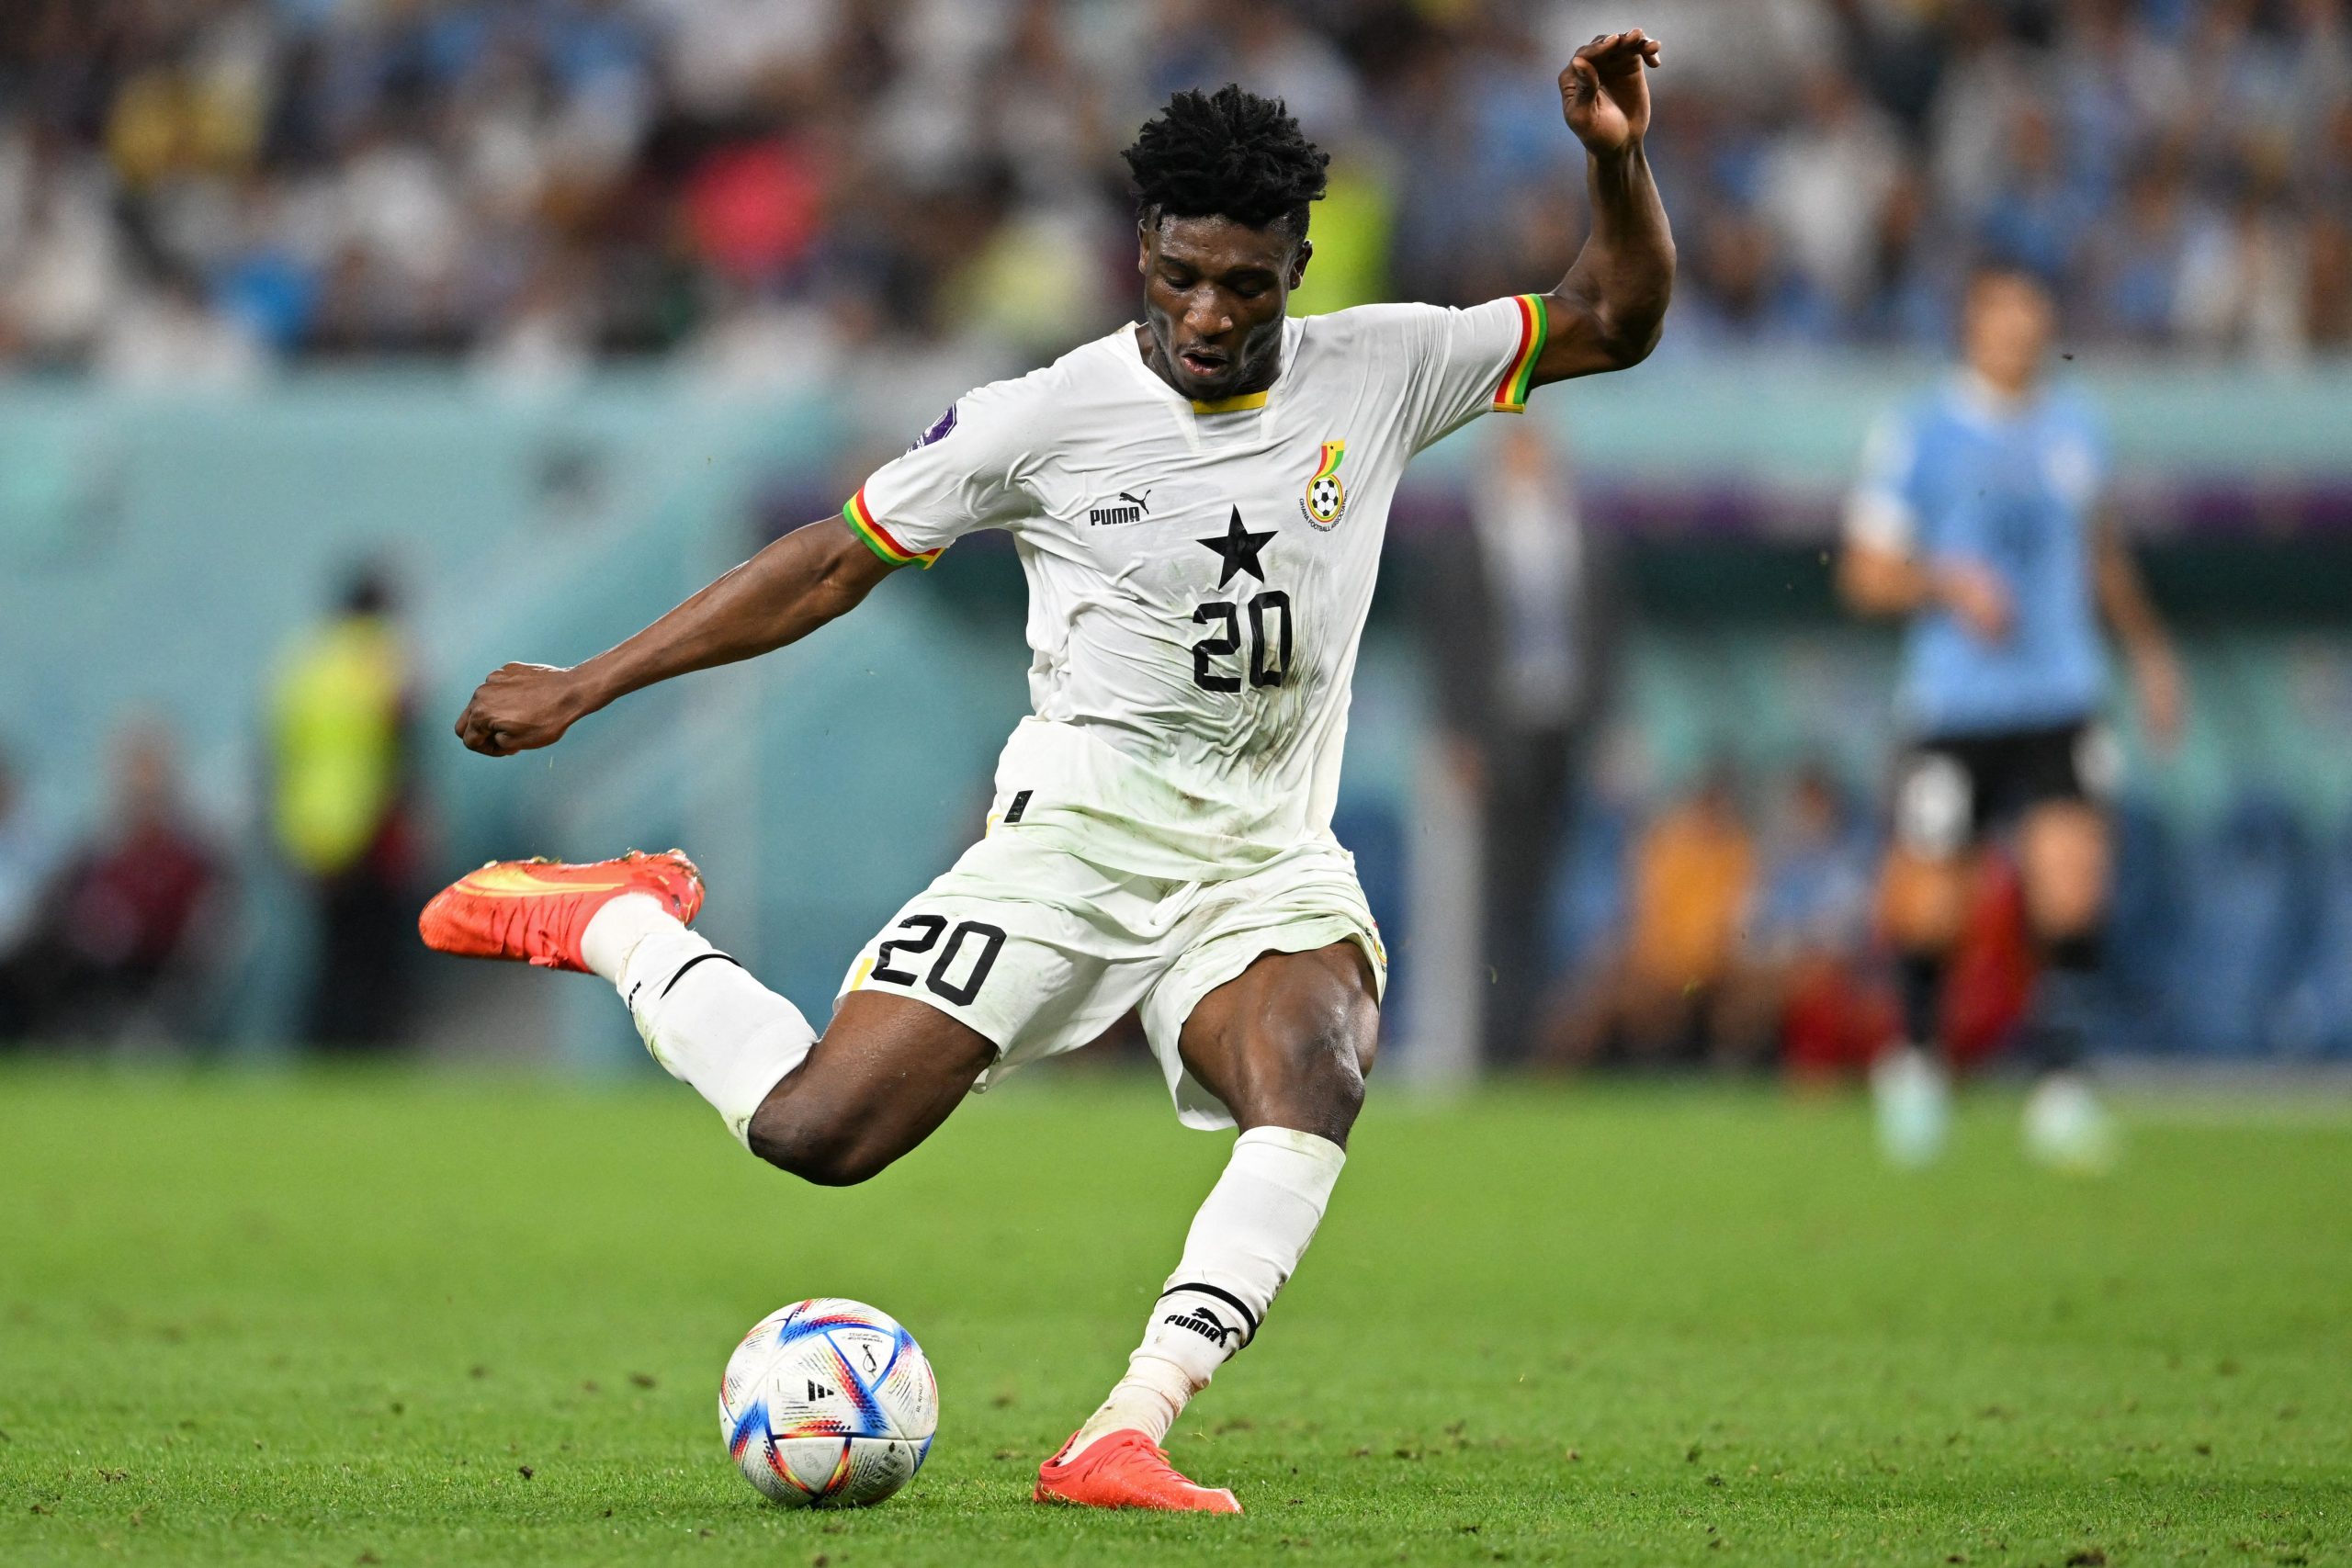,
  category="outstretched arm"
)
[1531,29,1675,384]
[454,518,896,757]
